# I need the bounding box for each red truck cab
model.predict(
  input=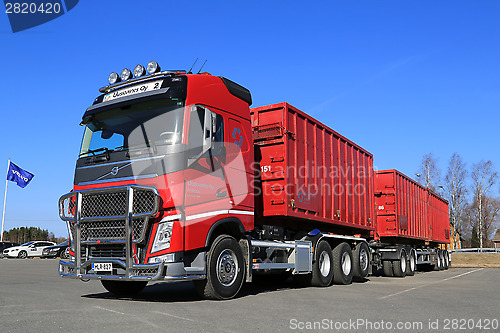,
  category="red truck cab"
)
[60,65,256,298]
